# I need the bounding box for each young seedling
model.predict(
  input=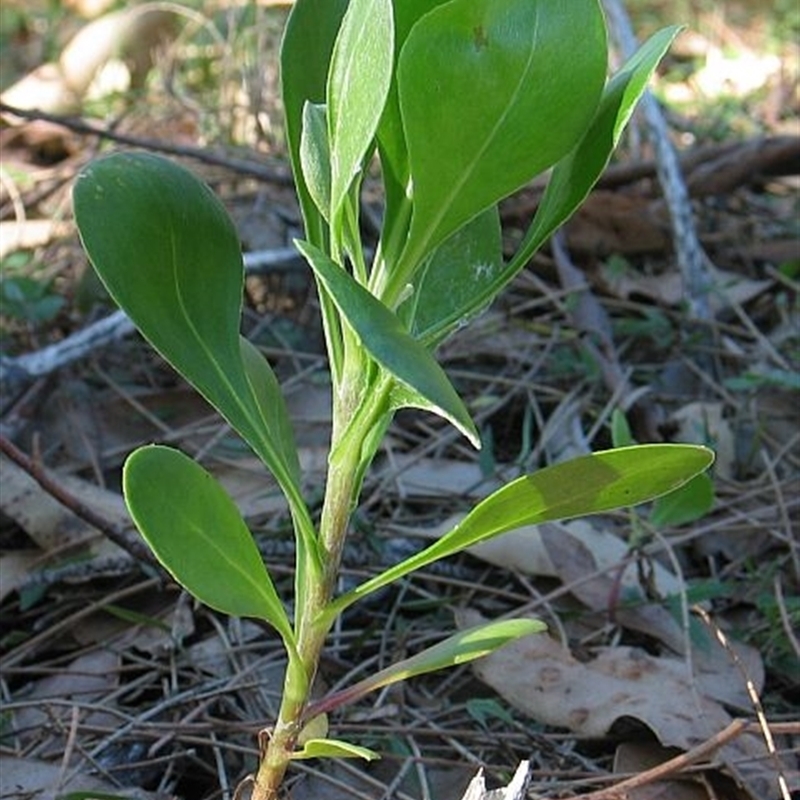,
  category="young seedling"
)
[73,1,711,797]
